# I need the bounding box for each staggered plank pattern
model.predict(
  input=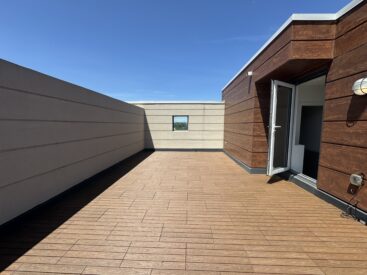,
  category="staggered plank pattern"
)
[1,151,367,275]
